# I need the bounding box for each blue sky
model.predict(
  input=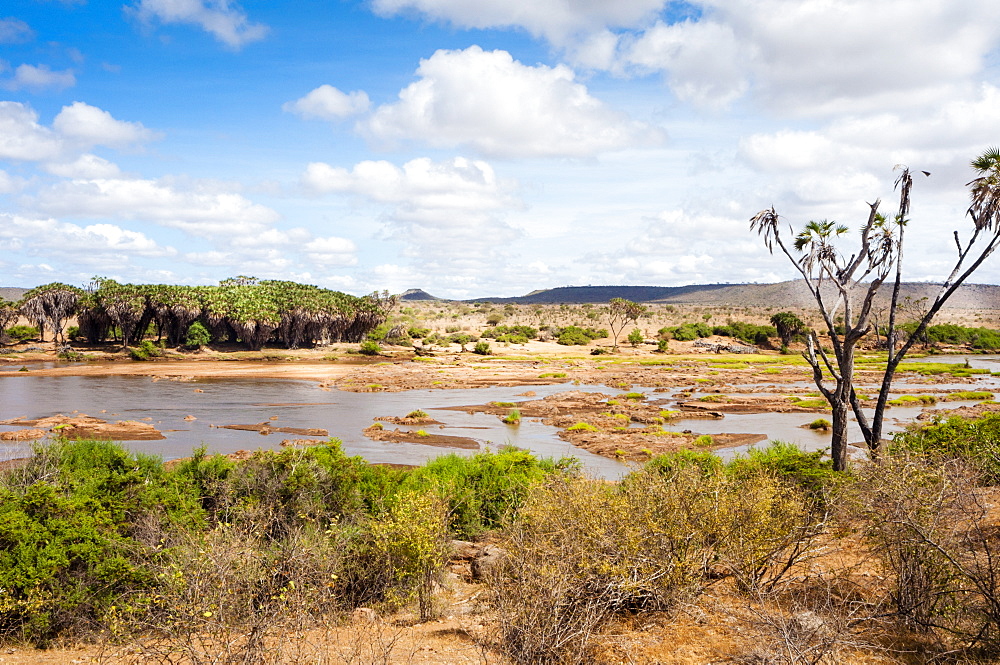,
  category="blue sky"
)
[2,0,1000,298]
